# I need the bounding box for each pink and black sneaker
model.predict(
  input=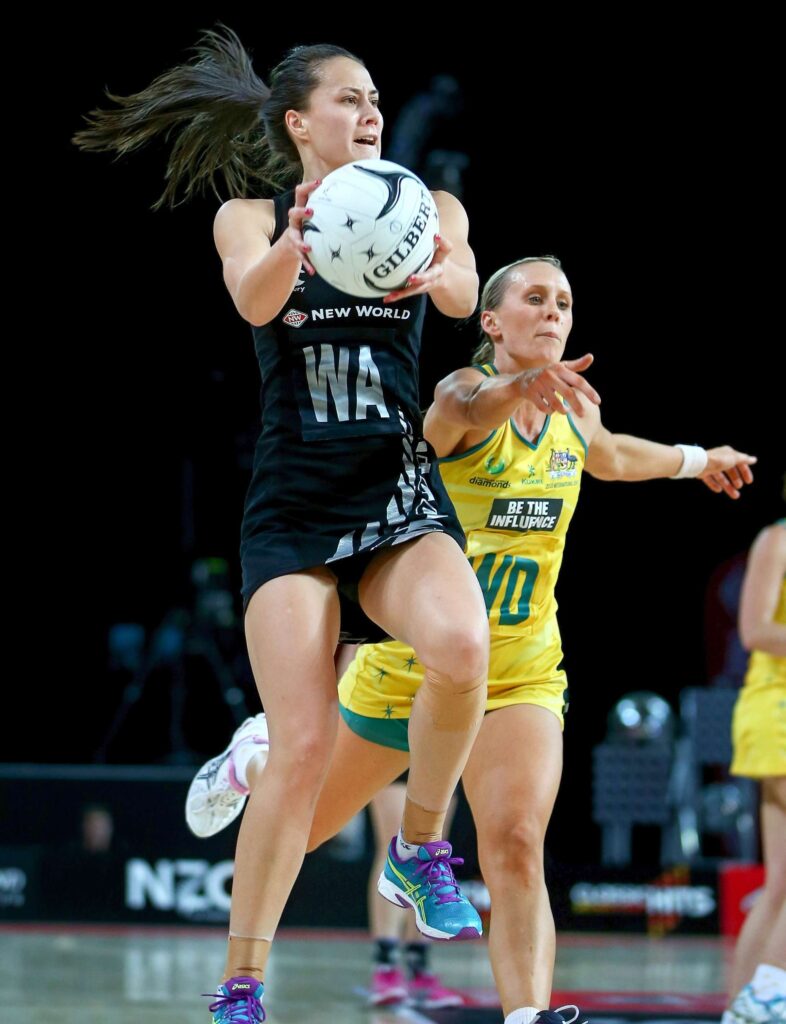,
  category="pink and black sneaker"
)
[408,971,464,1009]
[368,966,408,1006]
